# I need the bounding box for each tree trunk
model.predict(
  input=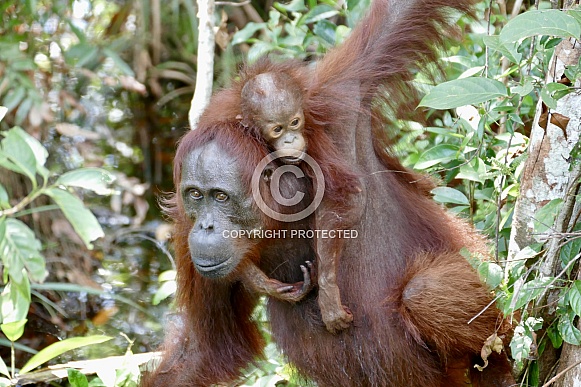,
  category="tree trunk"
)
[506,27,581,384]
